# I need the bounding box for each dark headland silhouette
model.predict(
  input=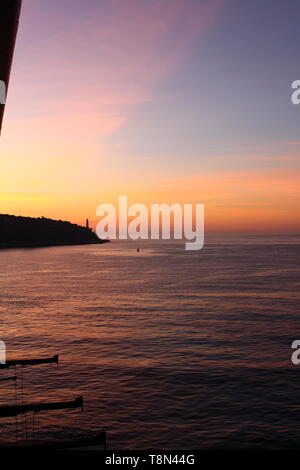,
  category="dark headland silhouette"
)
[0,214,107,249]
